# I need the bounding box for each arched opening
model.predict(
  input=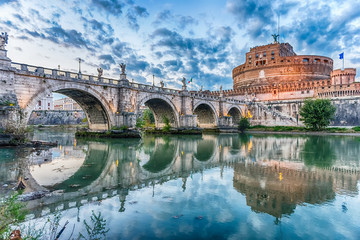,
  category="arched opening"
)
[228,107,241,126]
[142,98,178,128]
[194,139,215,162]
[56,89,109,131]
[26,88,111,131]
[193,103,216,128]
[142,137,177,173]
